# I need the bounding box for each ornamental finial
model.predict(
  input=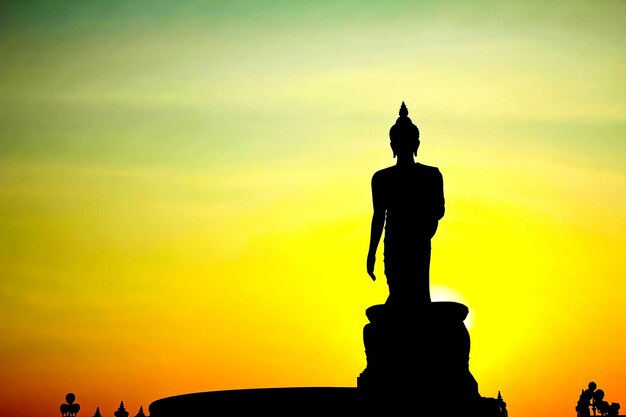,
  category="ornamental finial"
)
[114,401,129,417]
[389,101,419,147]
[399,101,408,117]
